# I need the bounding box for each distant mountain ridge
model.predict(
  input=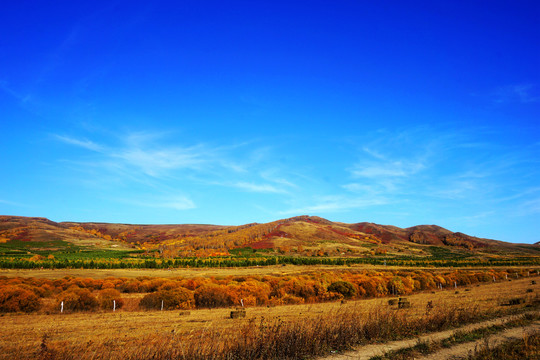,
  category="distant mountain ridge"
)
[0,215,534,257]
